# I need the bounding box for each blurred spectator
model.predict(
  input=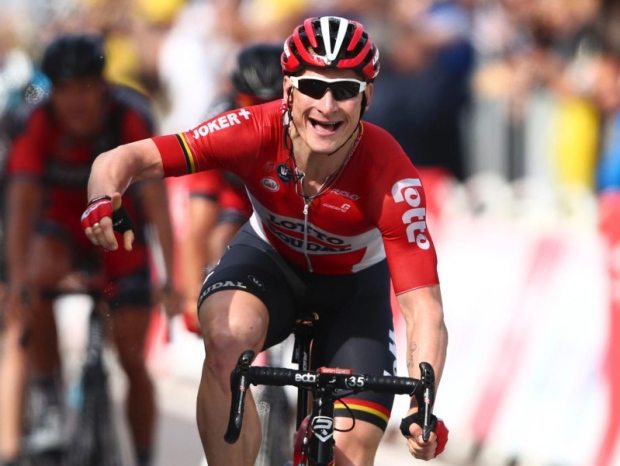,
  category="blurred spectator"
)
[157,0,245,134]
[364,0,475,220]
[594,4,620,465]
